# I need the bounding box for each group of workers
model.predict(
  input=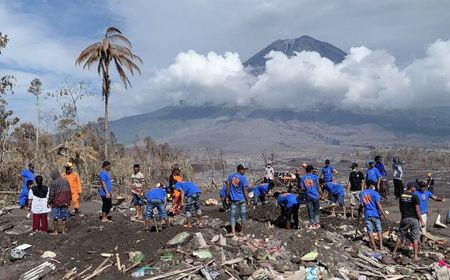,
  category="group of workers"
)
[20,155,446,260]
